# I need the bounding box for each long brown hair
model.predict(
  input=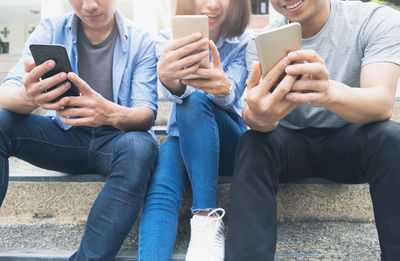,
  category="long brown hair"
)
[175,0,251,38]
